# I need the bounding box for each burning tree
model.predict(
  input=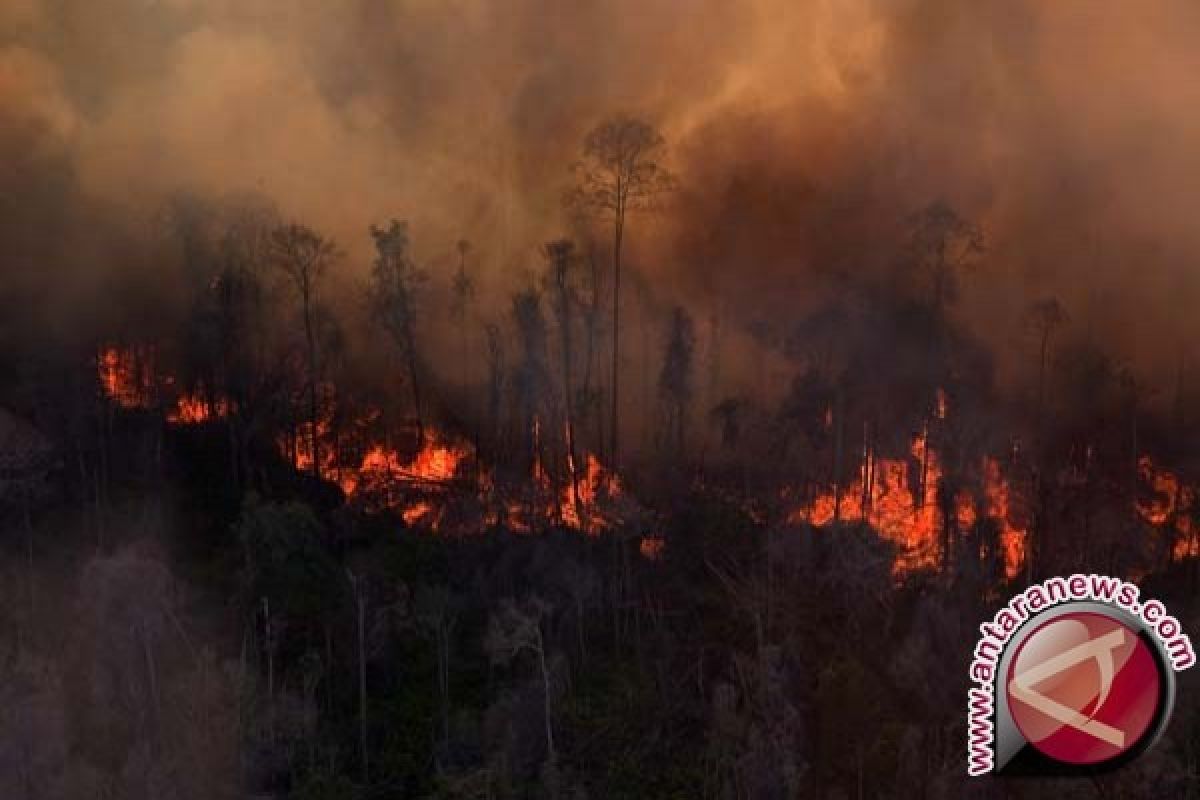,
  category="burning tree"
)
[511,288,557,520]
[570,115,676,468]
[544,239,585,523]
[367,220,428,443]
[271,223,339,479]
